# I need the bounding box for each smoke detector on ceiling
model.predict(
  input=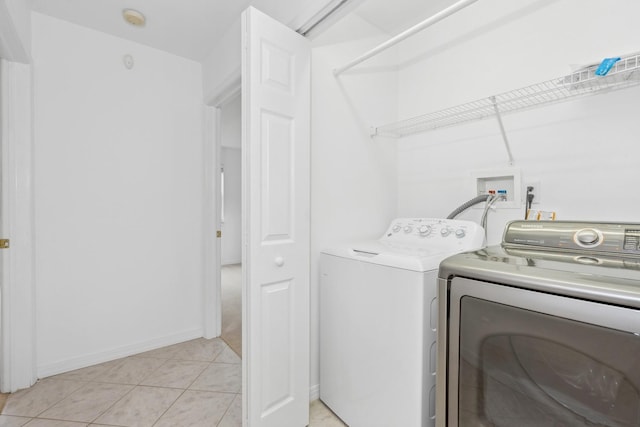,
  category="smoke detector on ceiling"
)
[123,9,145,27]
